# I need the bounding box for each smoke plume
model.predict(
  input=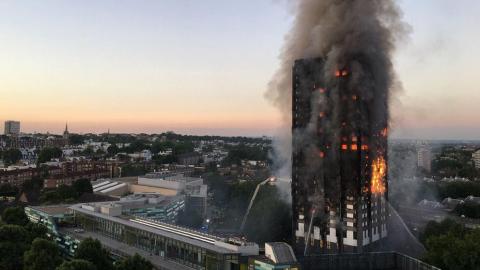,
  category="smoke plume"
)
[266,0,409,179]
